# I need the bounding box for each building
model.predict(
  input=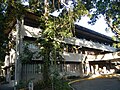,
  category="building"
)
[1,12,120,85]
[61,25,118,77]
